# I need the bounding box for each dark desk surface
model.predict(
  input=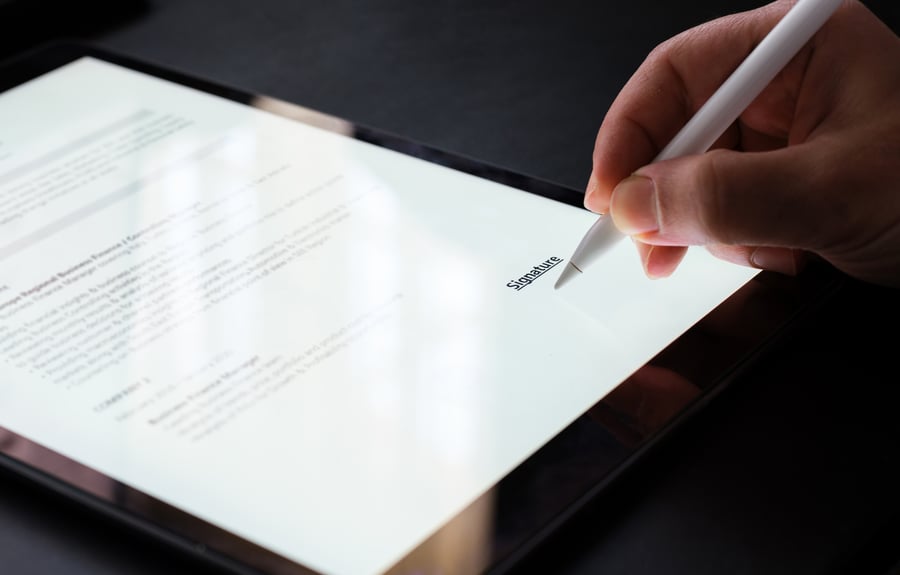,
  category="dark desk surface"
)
[1,1,899,574]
